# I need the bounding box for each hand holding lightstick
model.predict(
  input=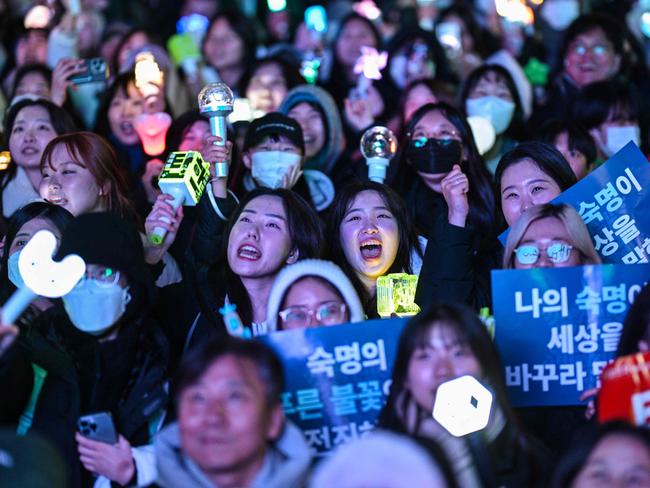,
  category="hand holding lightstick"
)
[360,126,397,184]
[1,230,86,325]
[150,151,210,245]
[198,82,234,178]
